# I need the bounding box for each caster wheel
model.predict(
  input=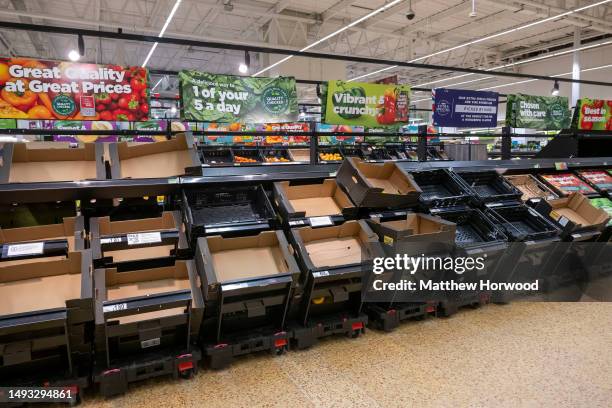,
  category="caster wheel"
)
[274,346,286,356]
[350,330,361,339]
[179,368,194,379]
